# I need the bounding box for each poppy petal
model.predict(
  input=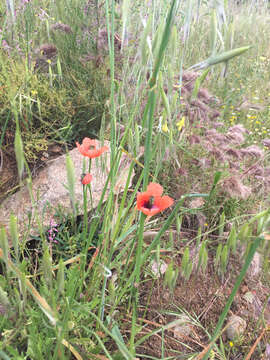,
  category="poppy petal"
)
[146,183,163,197]
[139,206,161,216]
[81,173,93,185]
[154,196,174,211]
[82,138,96,148]
[76,138,108,159]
